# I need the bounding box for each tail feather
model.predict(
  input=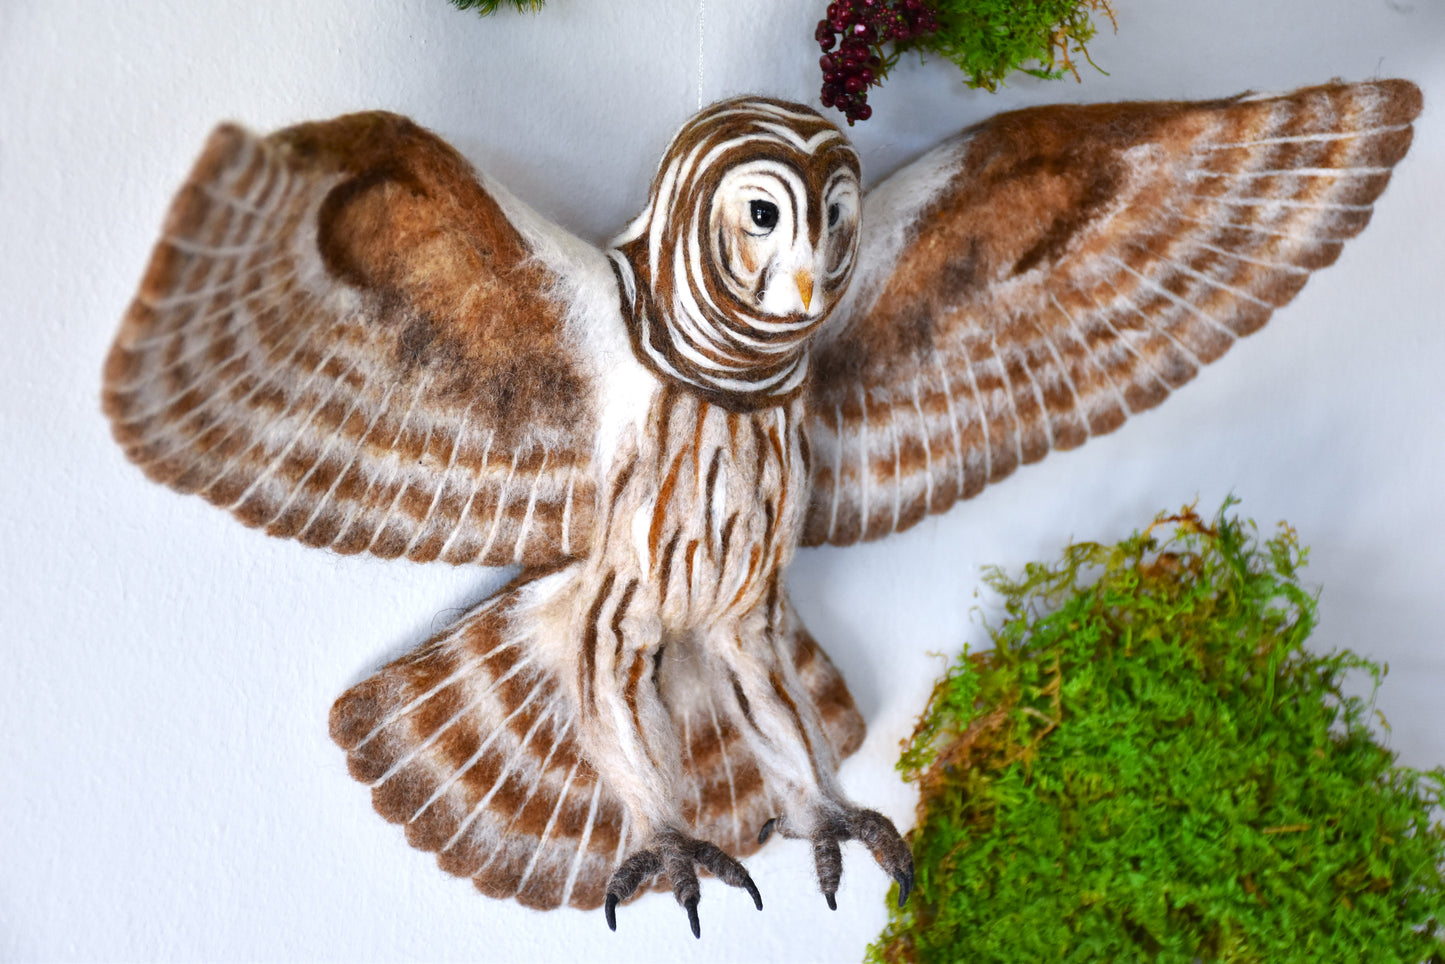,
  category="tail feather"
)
[330,579,629,910]
[330,574,868,909]
[792,627,866,759]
